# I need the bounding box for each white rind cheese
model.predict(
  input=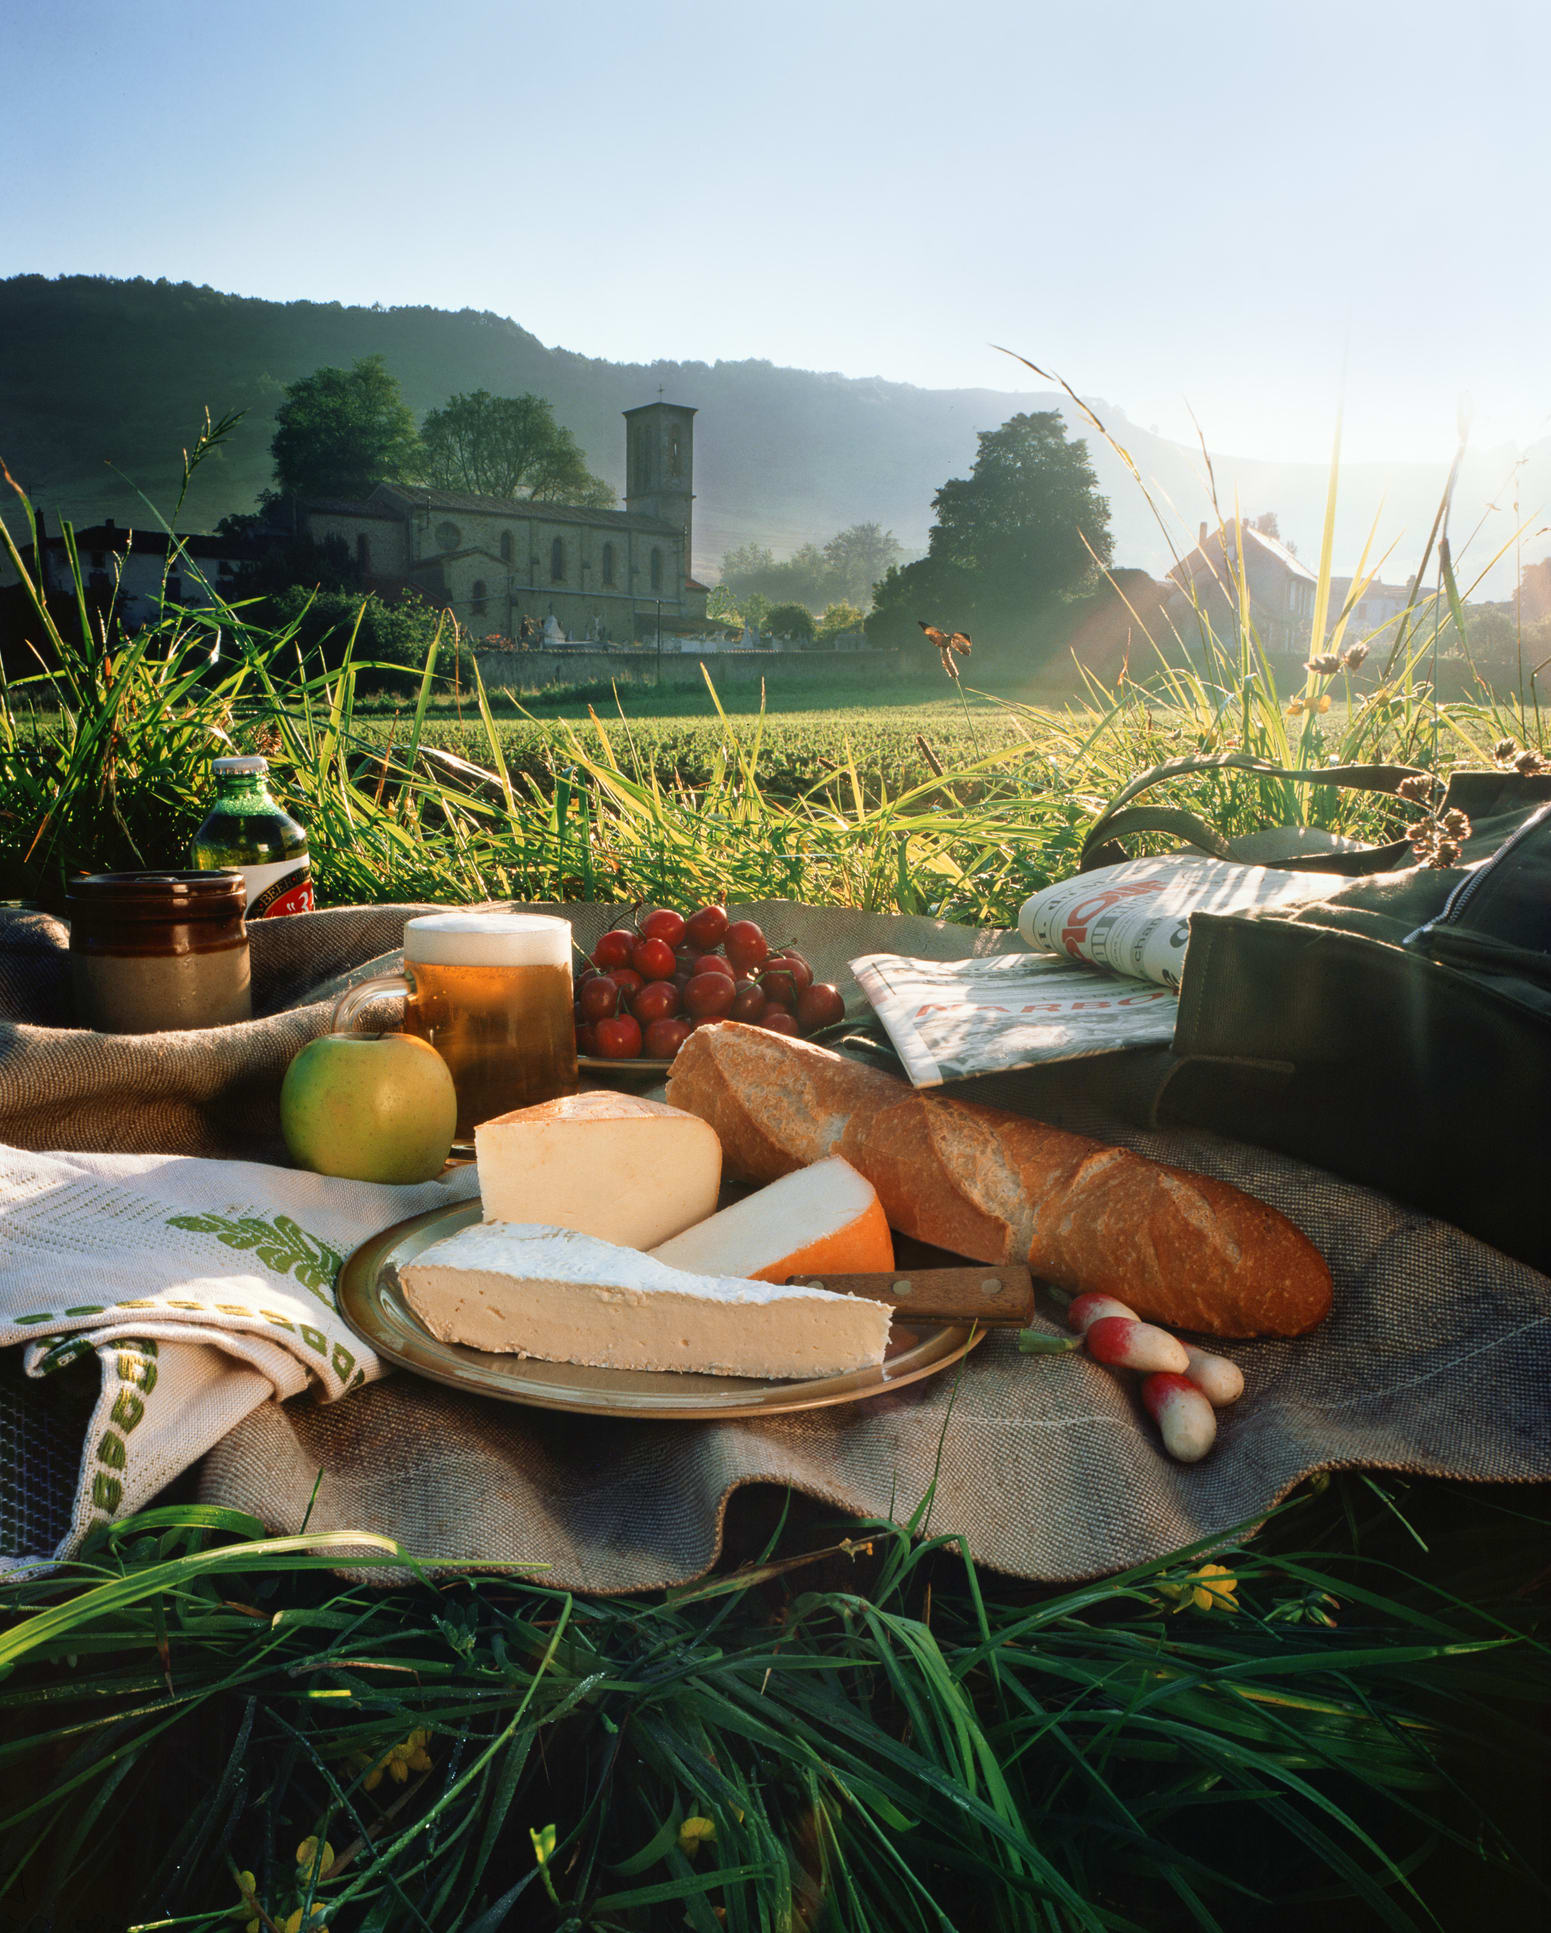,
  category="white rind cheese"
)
[400,1222,892,1379]
[475,1091,721,1250]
